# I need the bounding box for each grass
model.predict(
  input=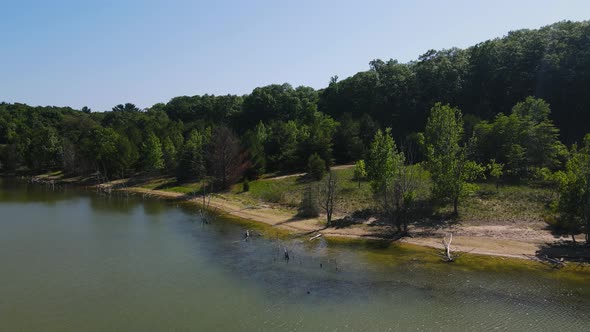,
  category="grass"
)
[138,177,205,194]
[132,165,556,228]
[457,183,554,225]
[230,167,376,213]
[225,166,555,227]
